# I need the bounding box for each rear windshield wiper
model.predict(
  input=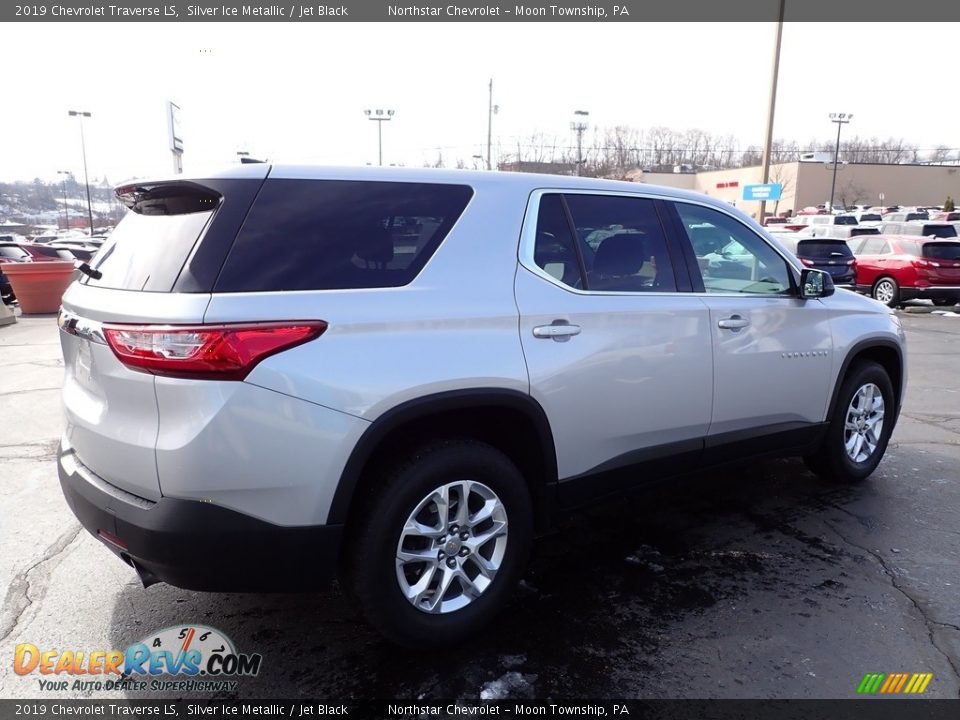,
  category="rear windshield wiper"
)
[75,262,102,280]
